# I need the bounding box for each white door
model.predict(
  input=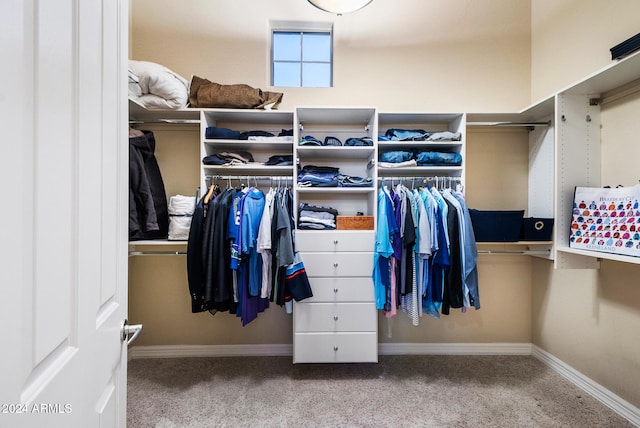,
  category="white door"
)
[1,1,130,427]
